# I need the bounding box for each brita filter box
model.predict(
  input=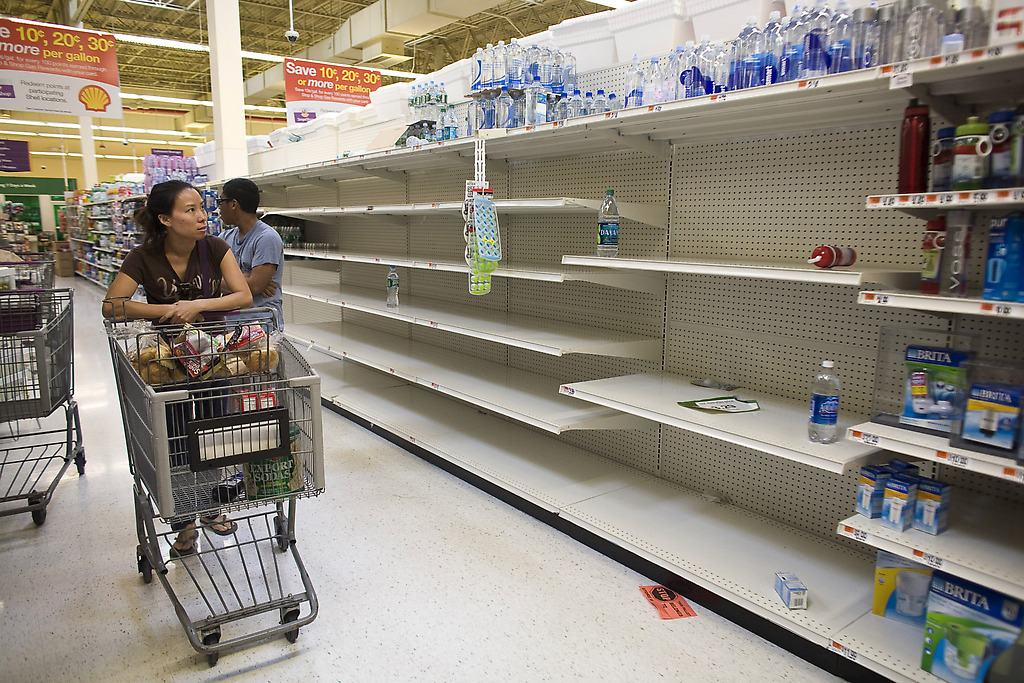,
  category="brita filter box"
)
[922,571,1024,682]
